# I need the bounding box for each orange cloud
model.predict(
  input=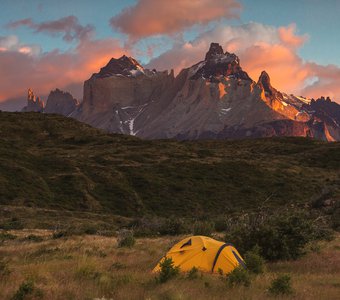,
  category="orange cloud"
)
[0,37,127,102]
[110,0,241,39]
[278,24,308,48]
[147,23,340,103]
[302,63,340,101]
